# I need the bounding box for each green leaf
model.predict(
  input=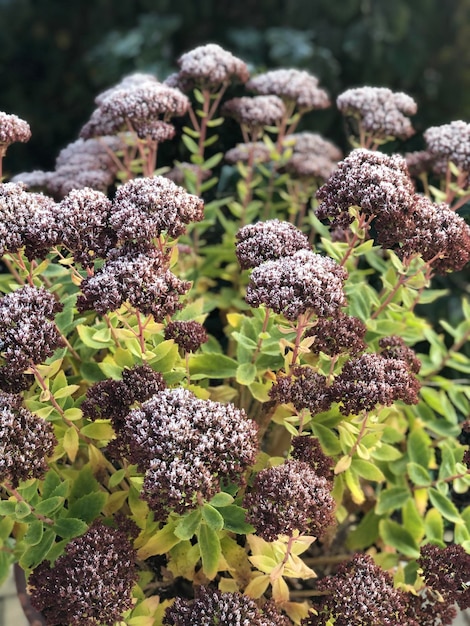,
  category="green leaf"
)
[408,429,431,467]
[428,488,461,523]
[19,528,56,568]
[108,468,127,488]
[54,517,88,540]
[198,522,221,580]
[311,423,342,455]
[67,492,107,523]
[346,509,380,550]
[379,519,420,558]
[376,487,410,515]
[351,459,385,482]
[181,133,199,154]
[202,504,224,531]
[236,362,257,385]
[370,443,402,461]
[35,496,65,516]
[407,462,431,486]
[188,353,238,380]
[14,500,32,519]
[402,499,425,543]
[23,520,44,546]
[219,505,254,534]
[174,509,202,540]
[80,421,115,440]
[209,493,234,508]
